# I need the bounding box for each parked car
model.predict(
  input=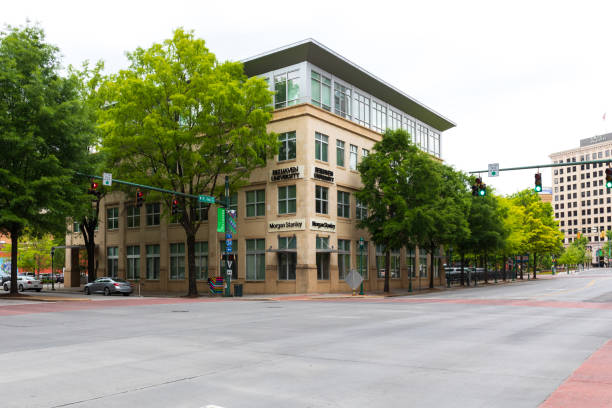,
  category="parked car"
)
[84,277,133,296]
[0,271,10,284]
[55,274,64,283]
[3,275,43,292]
